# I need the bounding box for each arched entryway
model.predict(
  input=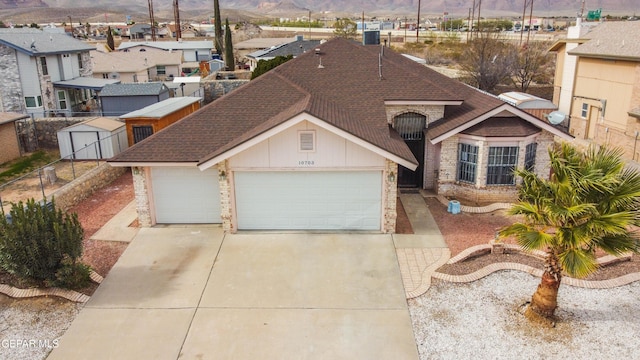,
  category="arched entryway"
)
[393,112,425,188]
